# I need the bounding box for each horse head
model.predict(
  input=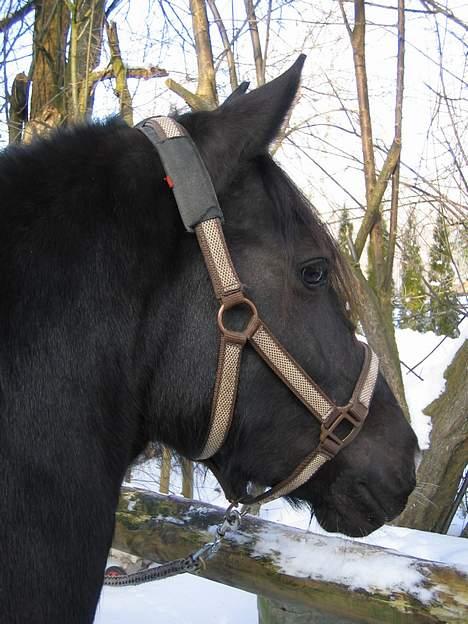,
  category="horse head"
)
[146,57,418,537]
